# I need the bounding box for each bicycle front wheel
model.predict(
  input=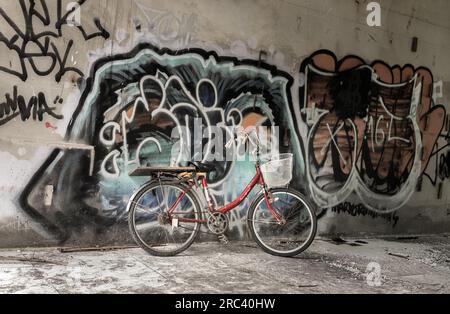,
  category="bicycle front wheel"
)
[128,181,201,256]
[247,188,317,257]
